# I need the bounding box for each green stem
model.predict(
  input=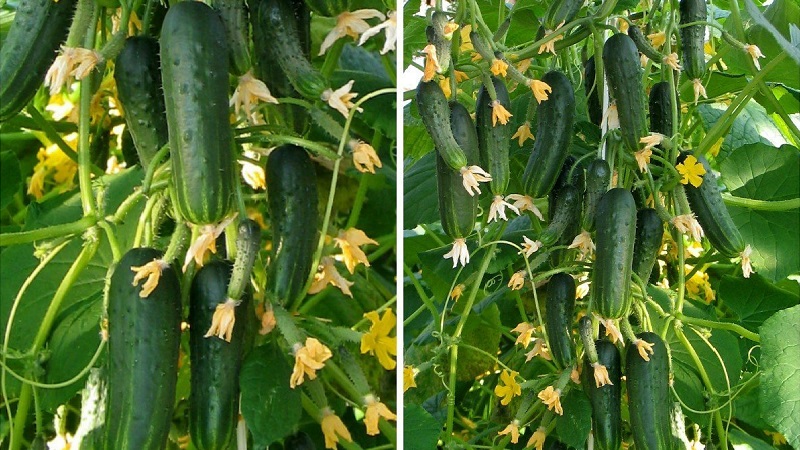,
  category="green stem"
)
[676,313,759,342]
[242,135,339,161]
[77,8,100,217]
[0,215,97,247]
[346,175,370,229]
[26,106,104,177]
[403,263,439,323]
[721,194,799,211]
